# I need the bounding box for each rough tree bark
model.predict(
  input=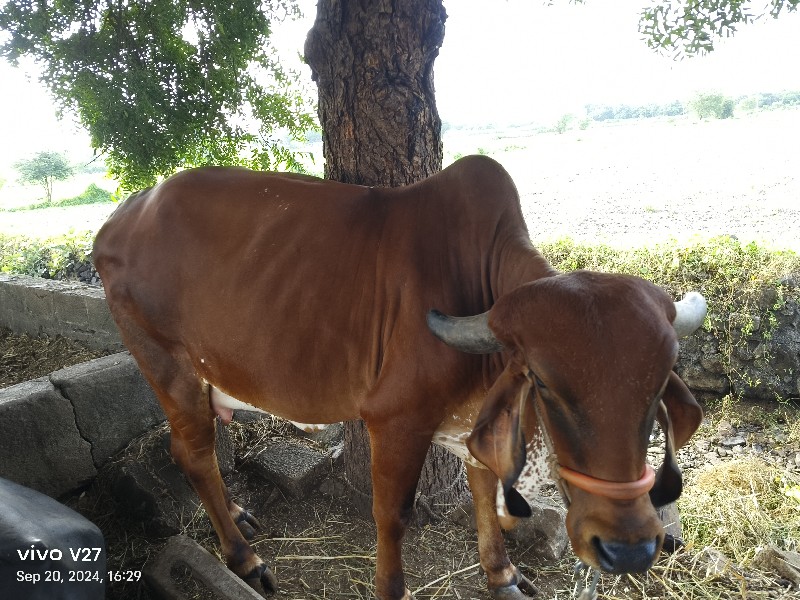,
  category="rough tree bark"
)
[305,0,468,520]
[305,0,445,186]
